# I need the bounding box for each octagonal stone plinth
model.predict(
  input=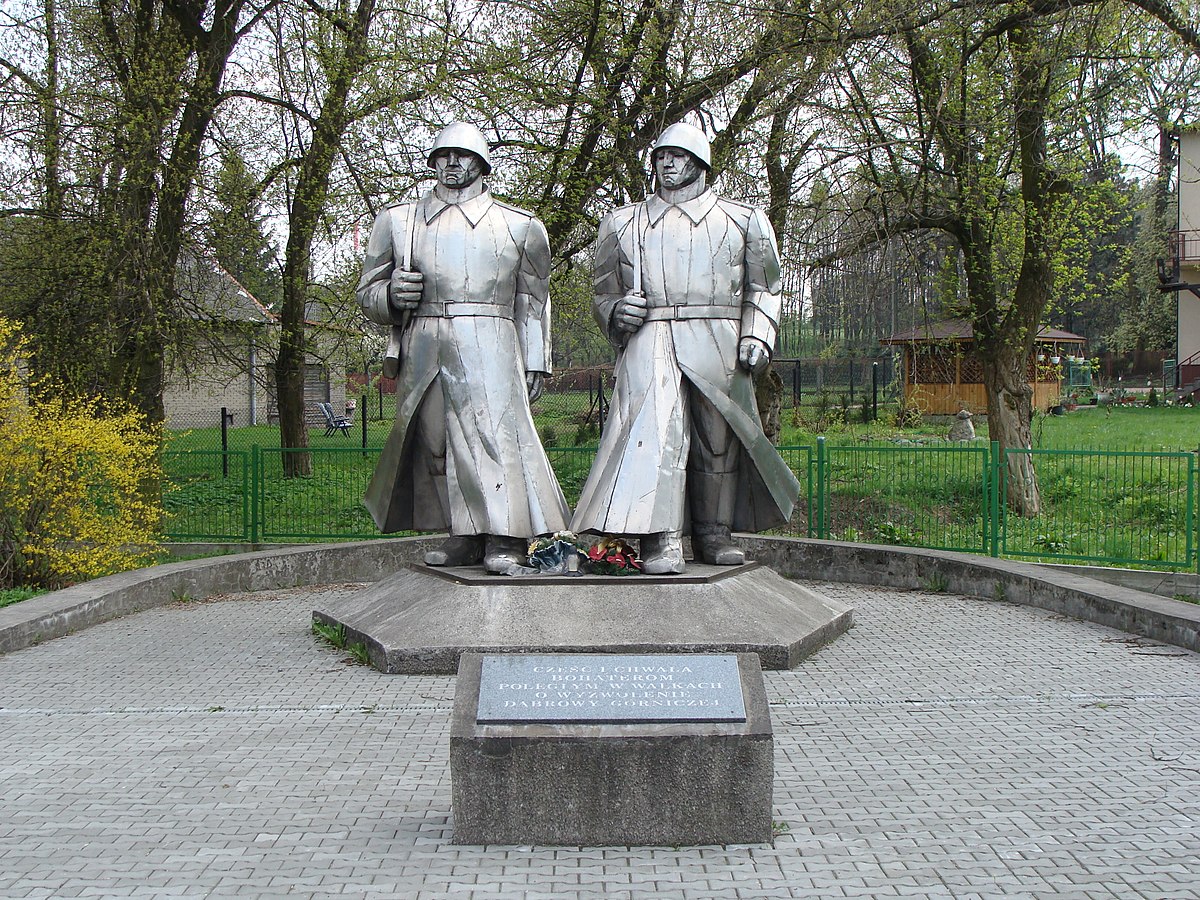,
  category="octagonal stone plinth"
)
[313,562,852,674]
